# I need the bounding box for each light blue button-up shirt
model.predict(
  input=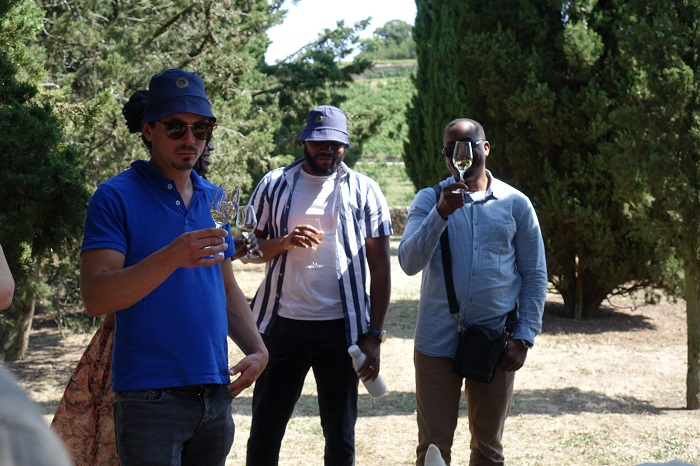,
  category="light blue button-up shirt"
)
[398,171,547,358]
